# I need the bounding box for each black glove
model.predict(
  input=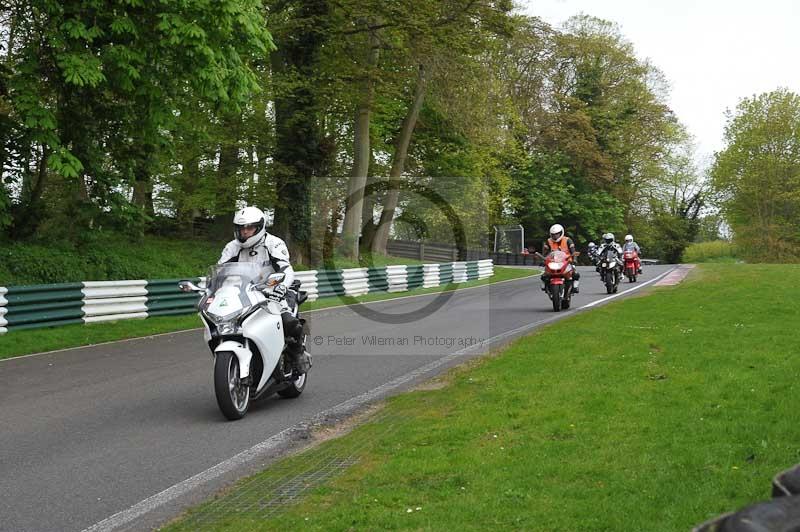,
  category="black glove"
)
[267,284,287,301]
